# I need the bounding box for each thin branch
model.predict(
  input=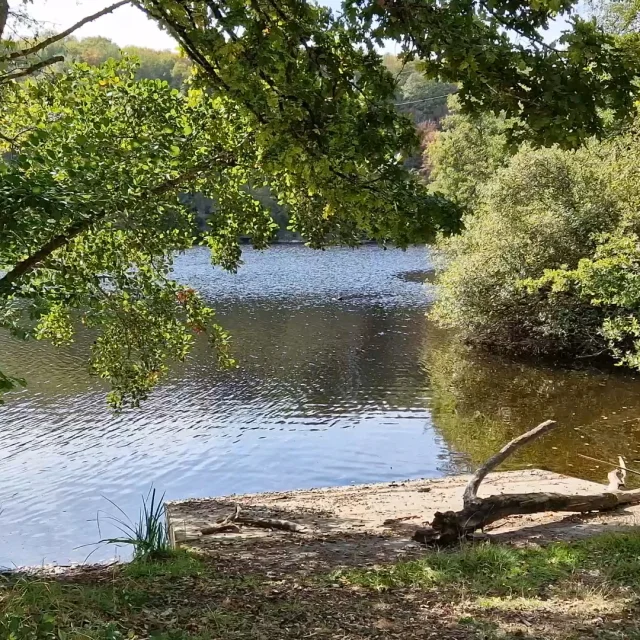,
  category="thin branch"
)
[0,1,130,63]
[479,2,561,54]
[578,453,640,478]
[139,0,234,94]
[394,92,456,107]
[0,55,64,83]
[463,419,558,505]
